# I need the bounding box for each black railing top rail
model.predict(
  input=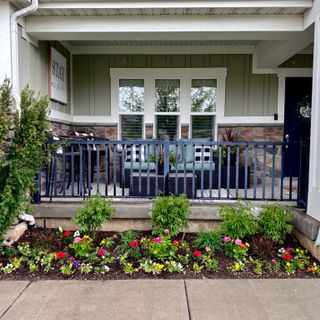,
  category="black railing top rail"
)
[48,139,307,146]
